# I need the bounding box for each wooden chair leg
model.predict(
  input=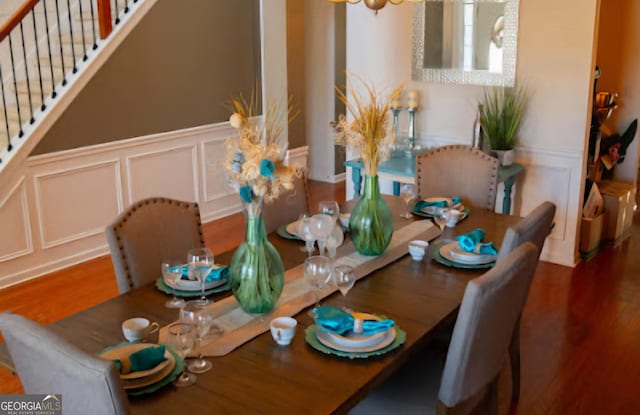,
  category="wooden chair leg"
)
[509,320,521,402]
[487,375,499,415]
